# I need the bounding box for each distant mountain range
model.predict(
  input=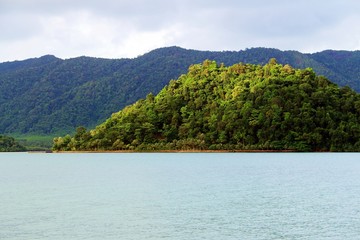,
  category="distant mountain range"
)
[1,46,360,135]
